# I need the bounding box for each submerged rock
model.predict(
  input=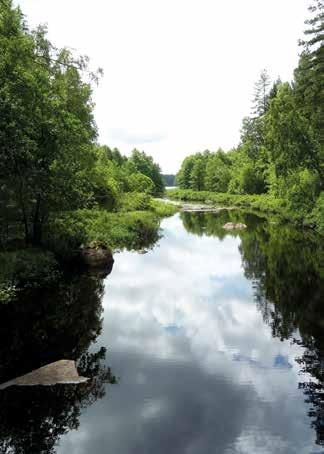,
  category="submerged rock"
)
[0,360,88,390]
[223,222,247,231]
